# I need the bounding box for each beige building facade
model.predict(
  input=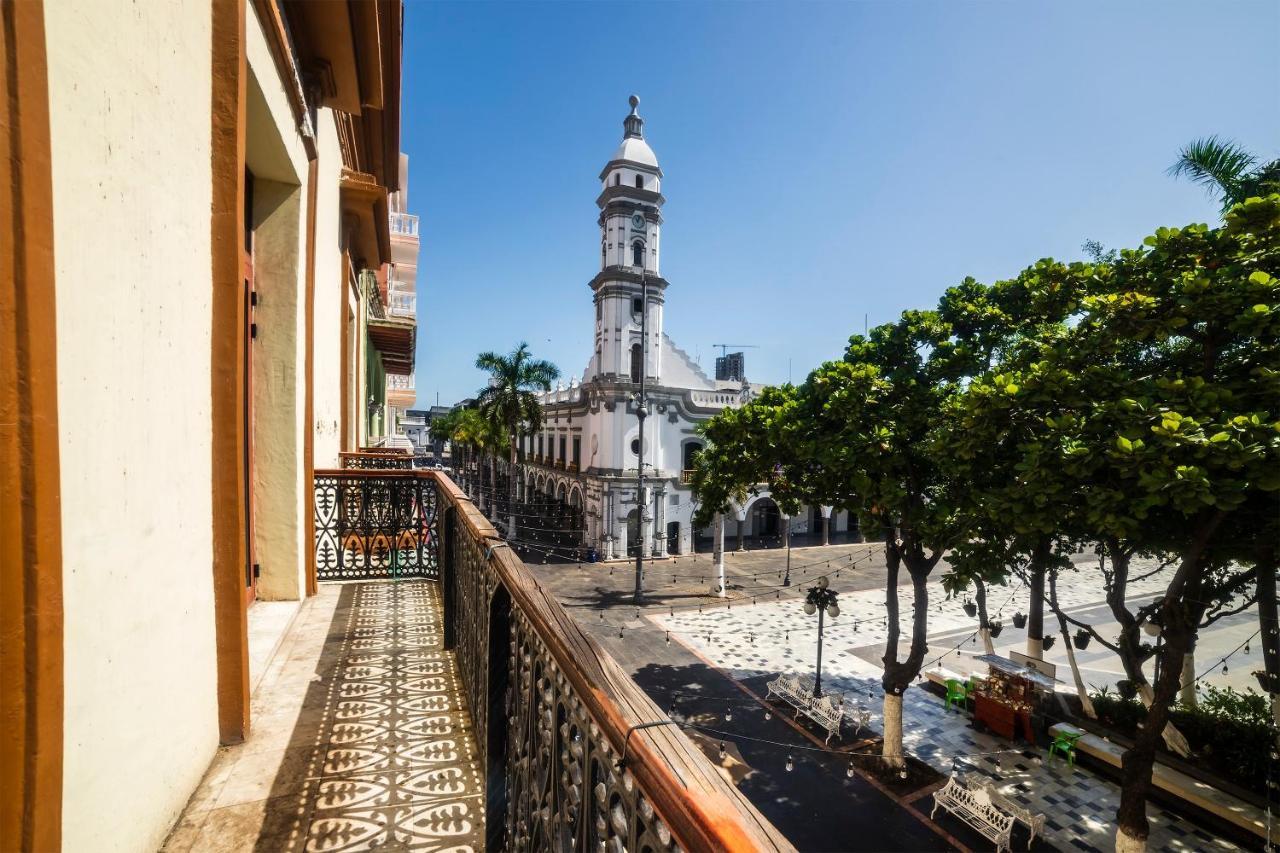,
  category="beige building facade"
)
[1,1,410,849]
